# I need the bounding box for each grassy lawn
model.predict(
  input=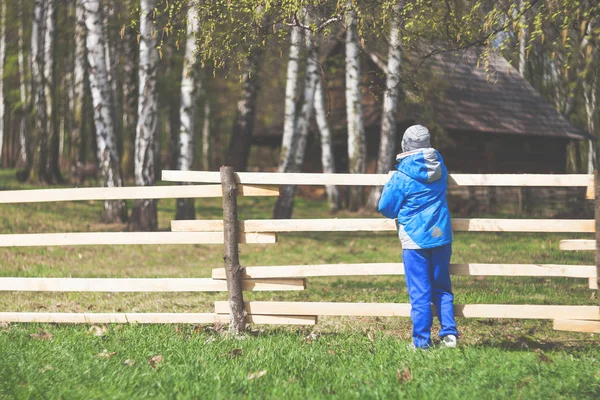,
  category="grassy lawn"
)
[1,168,599,398]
